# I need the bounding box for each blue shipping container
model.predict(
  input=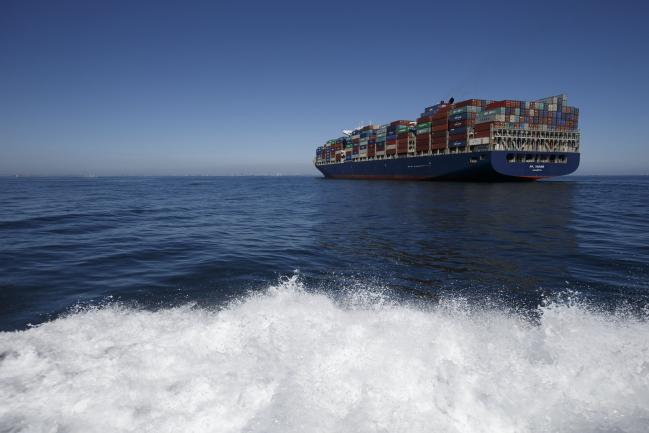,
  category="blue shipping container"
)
[448,112,470,121]
[448,127,467,135]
